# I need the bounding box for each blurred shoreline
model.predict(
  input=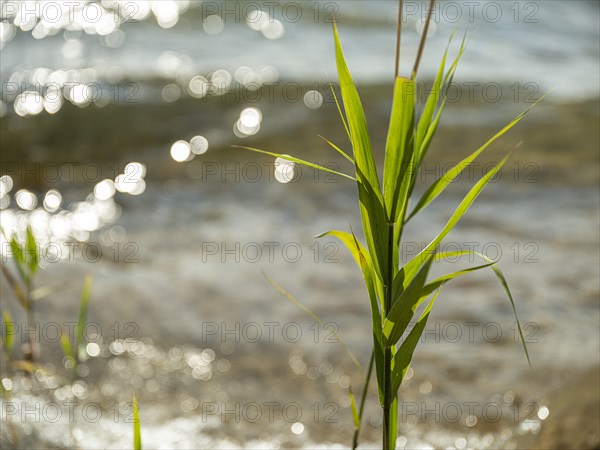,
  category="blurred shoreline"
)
[1,81,598,190]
